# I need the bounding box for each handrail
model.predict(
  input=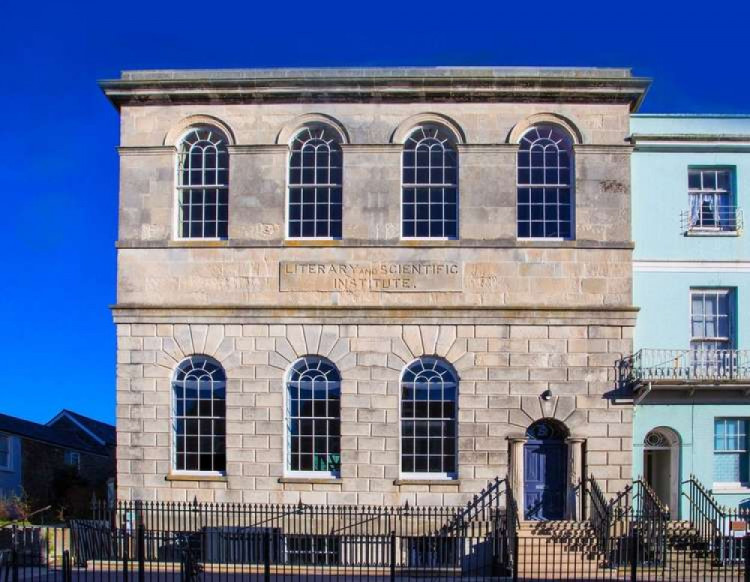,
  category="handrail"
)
[438,476,506,535]
[585,476,610,556]
[682,475,750,552]
[632,478,669,566]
